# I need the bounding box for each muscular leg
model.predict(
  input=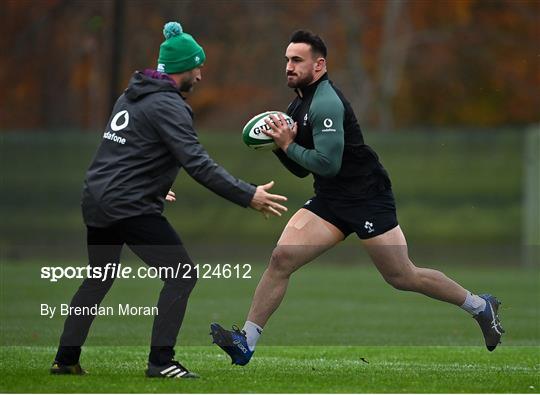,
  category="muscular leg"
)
[246,209,344,327]
[362,225,506,351]
[362,225,467,305]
